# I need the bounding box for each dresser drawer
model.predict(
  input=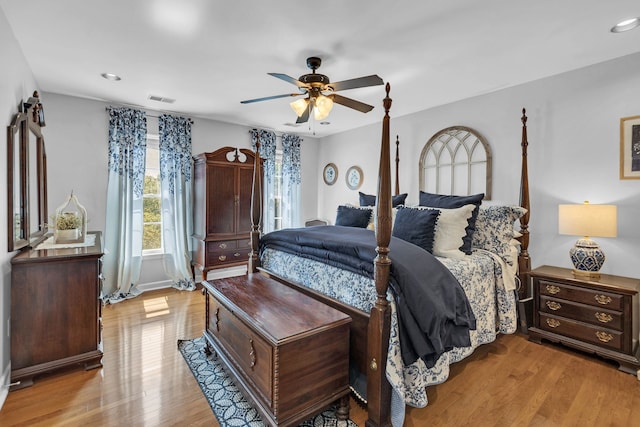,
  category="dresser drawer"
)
[207,294,274,407]
[539,313,623,352]
[539,295,623,331]
[207,239,239,252]
[538,279,623,311]
[206,248,249,266]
